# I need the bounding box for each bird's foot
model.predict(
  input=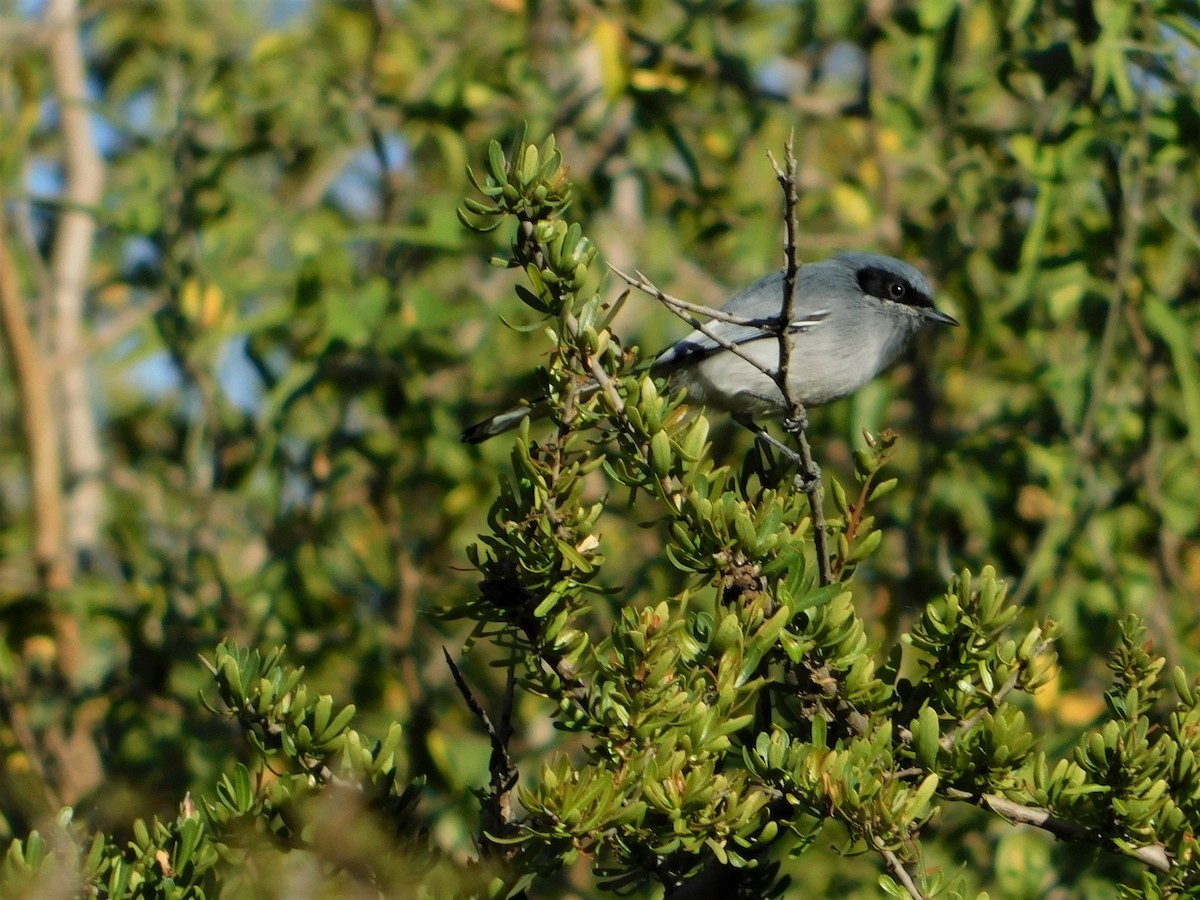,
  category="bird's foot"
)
[793,463,822,493]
